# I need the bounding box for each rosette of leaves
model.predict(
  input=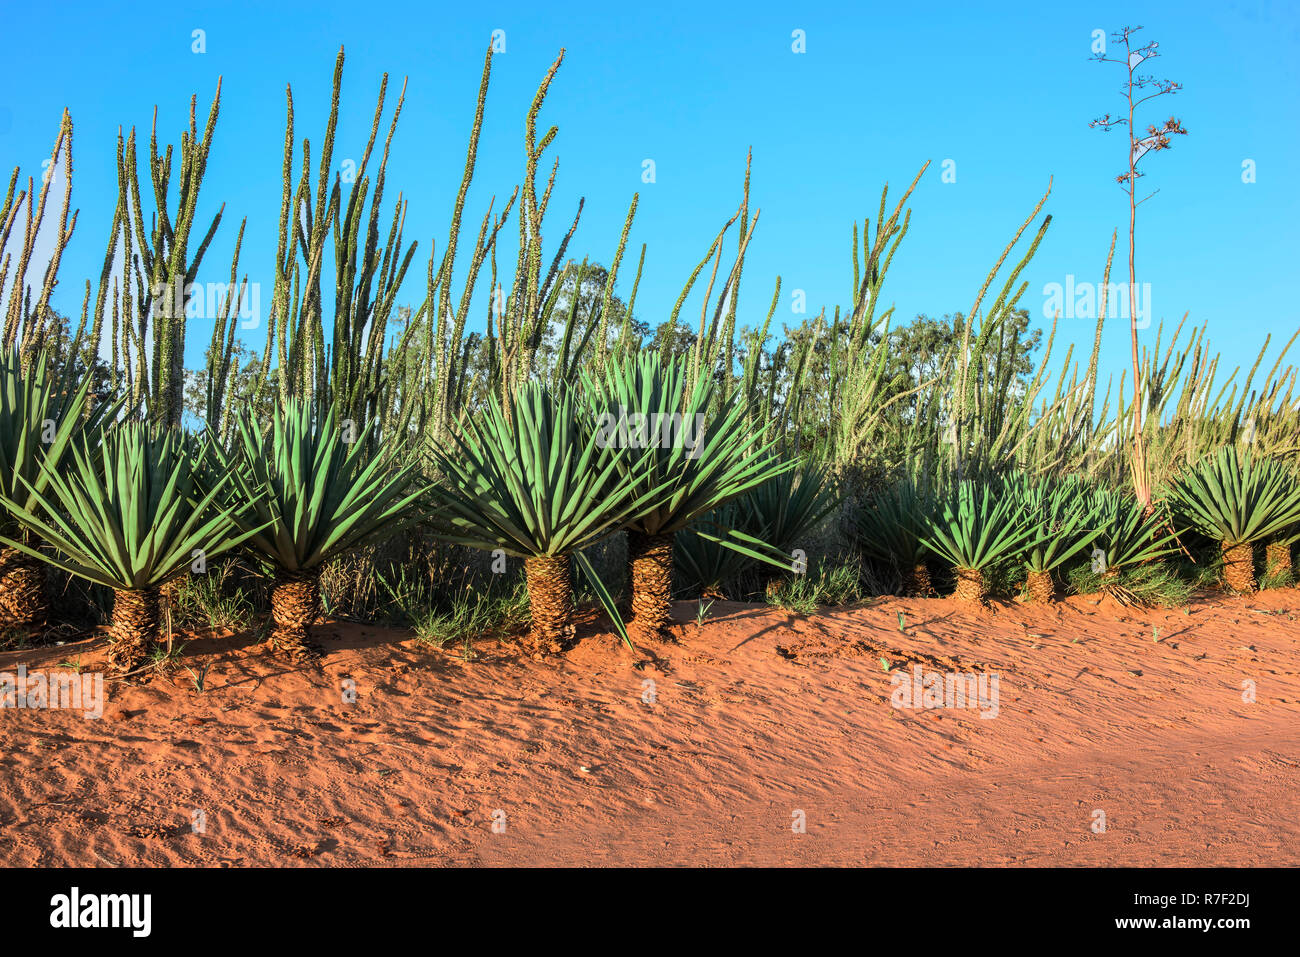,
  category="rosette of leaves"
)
[582,353,790,636]
[1010,475,1100,602]
[0,346,116,636]
[0,421,251,672]
[1083,488,1184,605]
[1167,446,1300,593]
[921,476,1041,603]
[676,459,839,599]
[427,380,664,653]
[856,474,938,596]
[214,398,429,660]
